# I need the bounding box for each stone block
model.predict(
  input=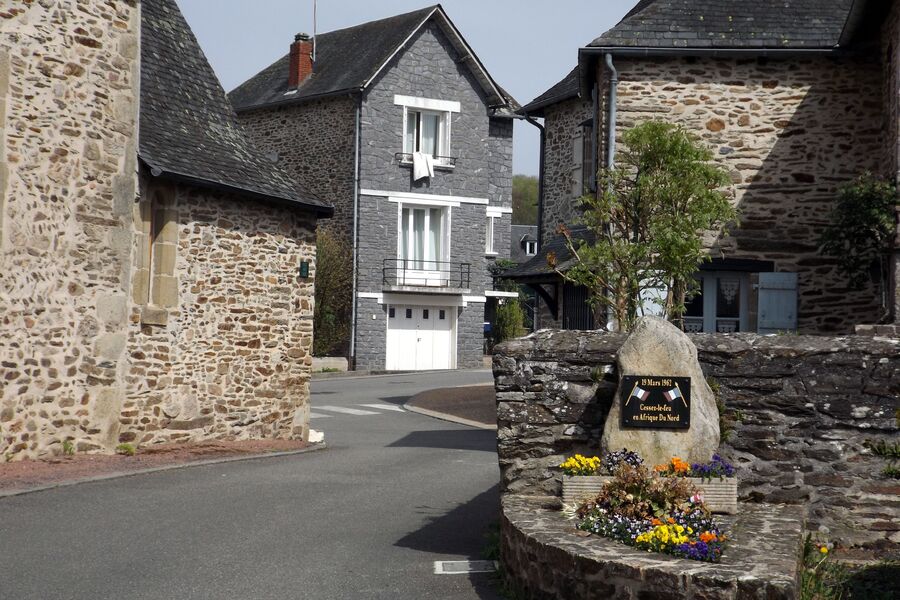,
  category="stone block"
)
[603,317,719,466]
[95,332,127,361]
[151,274,178,308]
[140,305,168,326]
[152,242,176,276]
[97,294,127,325]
